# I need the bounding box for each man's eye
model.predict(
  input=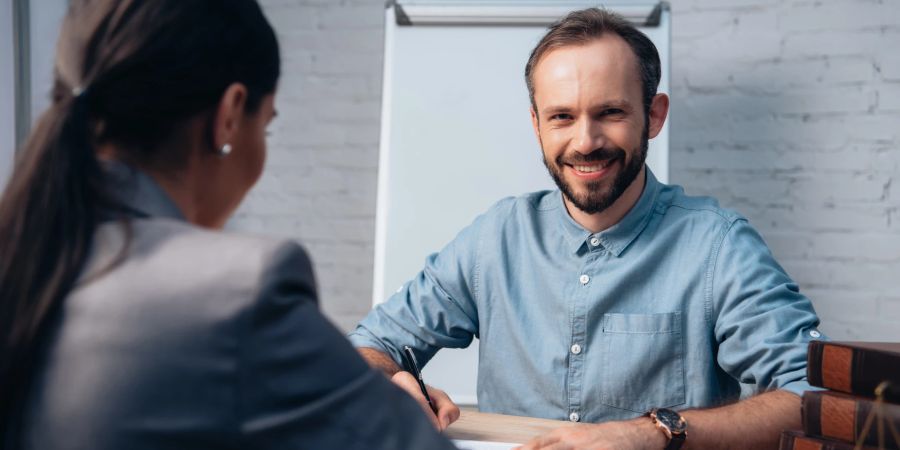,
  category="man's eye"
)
[603,108,624,116]
[551,113,573,121]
